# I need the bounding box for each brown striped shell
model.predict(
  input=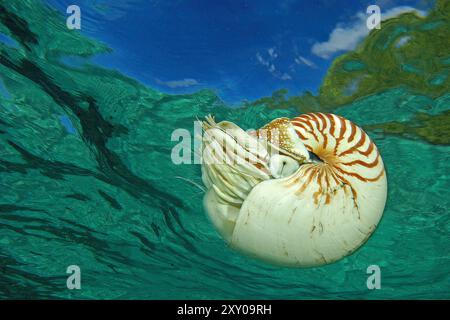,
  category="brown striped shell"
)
[289,113,385,208]
[202,113,388,267]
